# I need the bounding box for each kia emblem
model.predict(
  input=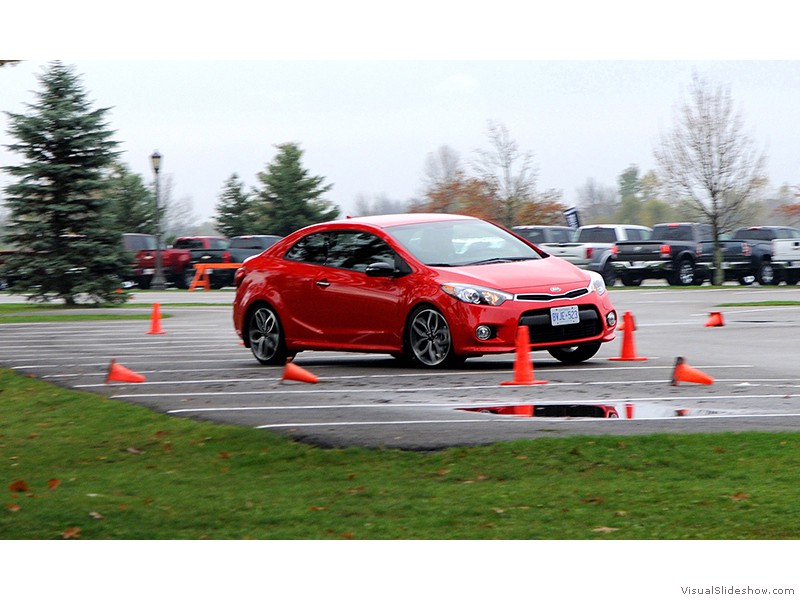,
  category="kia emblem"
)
[550,286,561,292]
